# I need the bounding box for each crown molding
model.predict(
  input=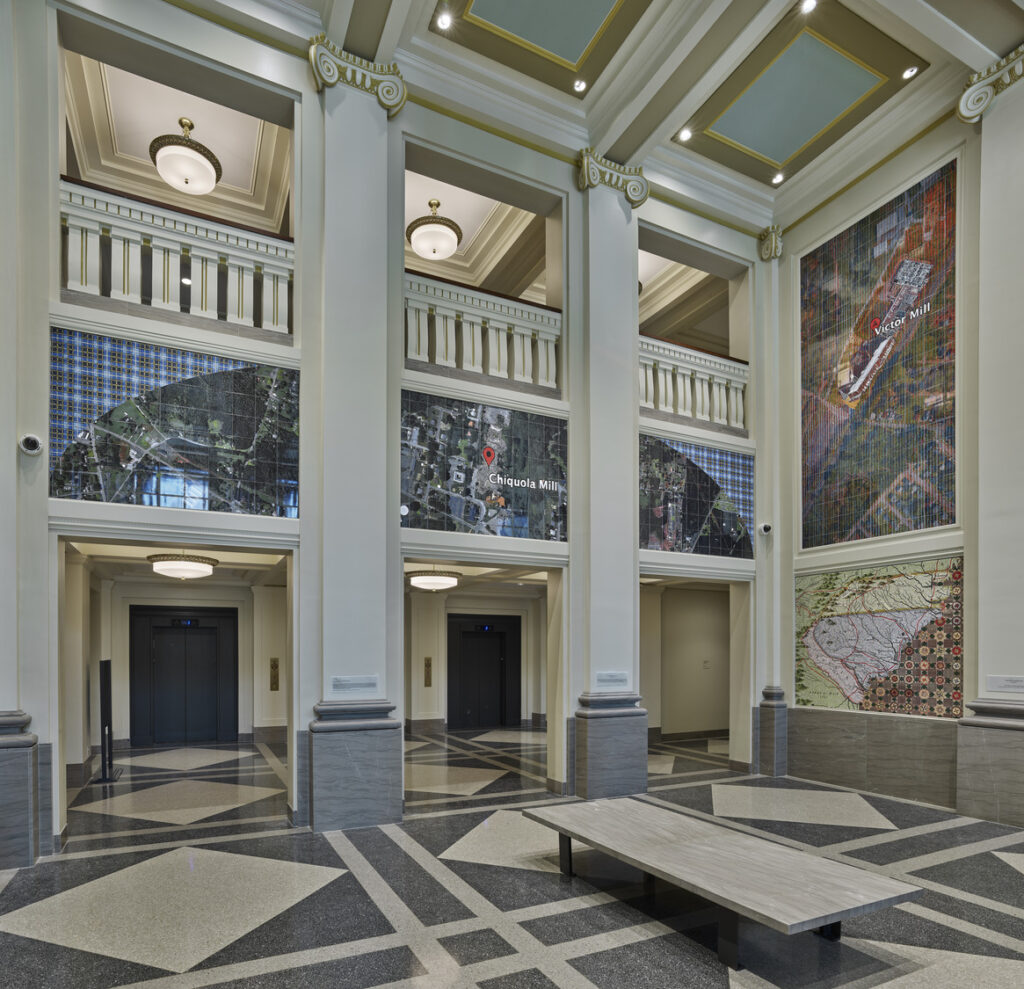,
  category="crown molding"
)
[957,41,1024,123]
[577,148,649,207]
[307,33,407,116]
